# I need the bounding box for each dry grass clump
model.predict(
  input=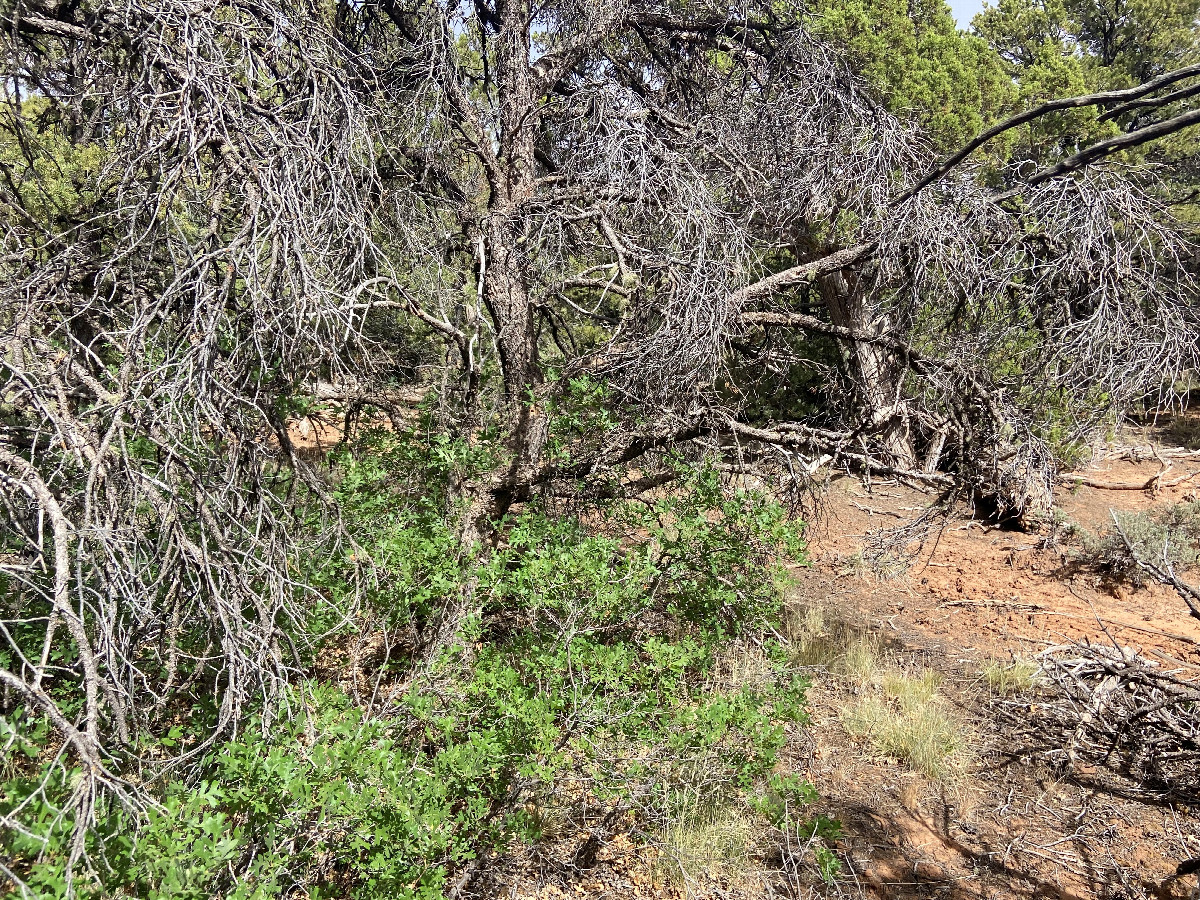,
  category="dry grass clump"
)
[840,633,883,681]
[842,667,970,781]
[787,601,835,668]
[786,600,969,779]
[654,801,756,888]
[712,642,777,693]
[982,657,1040,695]
[786,600,883,677]
[832,547,909,581]
[790,601,828,646]
[882,668,942,703]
